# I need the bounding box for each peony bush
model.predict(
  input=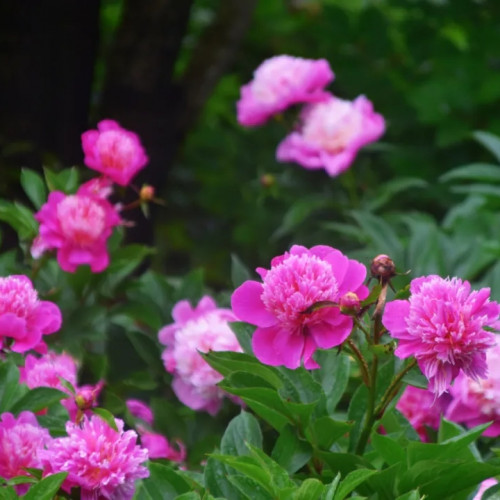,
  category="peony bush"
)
[0,55,499,500]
